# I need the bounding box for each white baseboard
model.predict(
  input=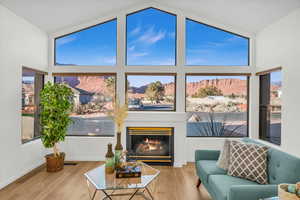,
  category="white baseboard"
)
[173,161,185,168]
[65,155,103,161]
